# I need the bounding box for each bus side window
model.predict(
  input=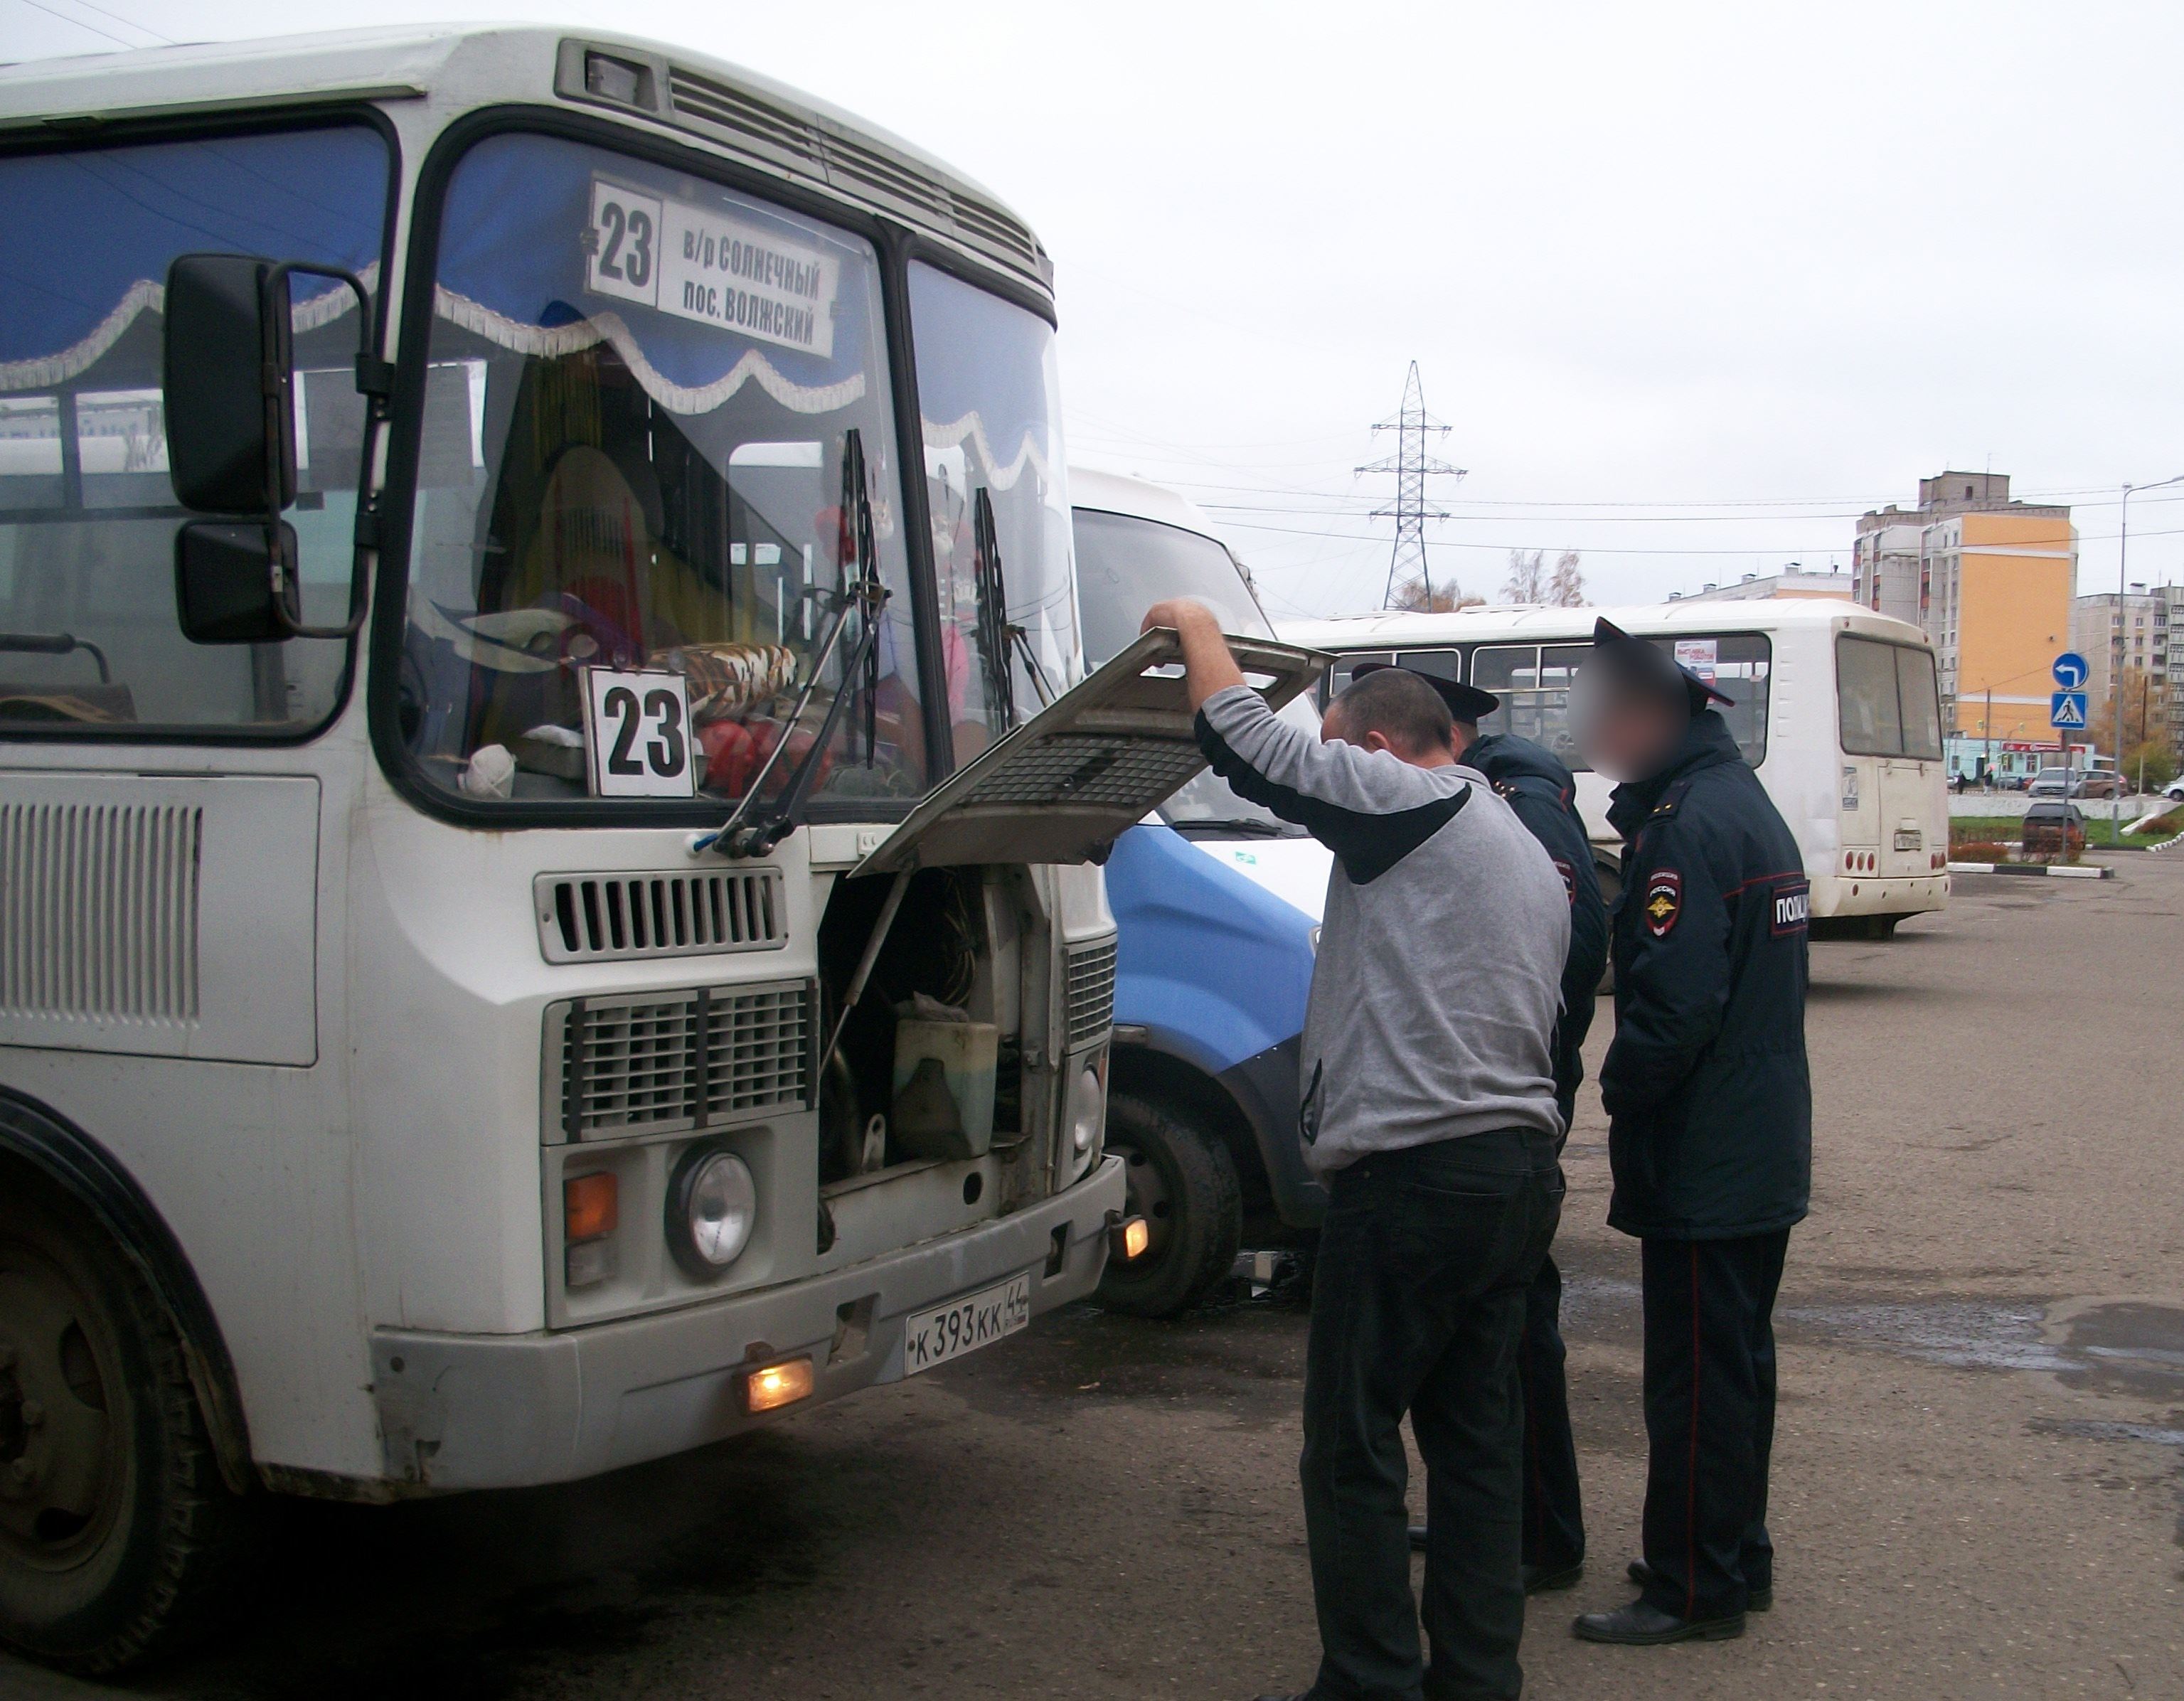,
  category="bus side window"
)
[1323,649,1392,707]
